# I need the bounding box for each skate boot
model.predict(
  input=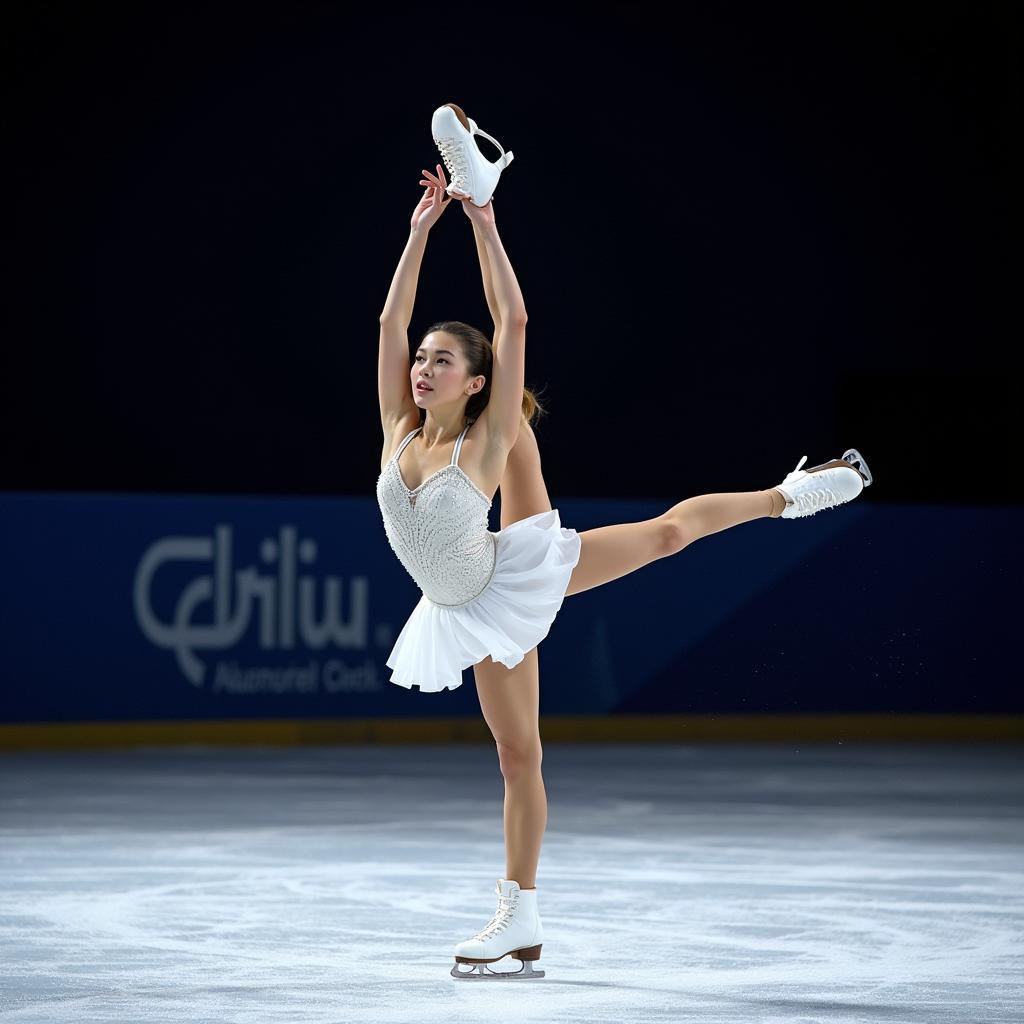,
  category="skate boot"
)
[772,447,874,519]
[432,103,514,208]
[451,878,545,980]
